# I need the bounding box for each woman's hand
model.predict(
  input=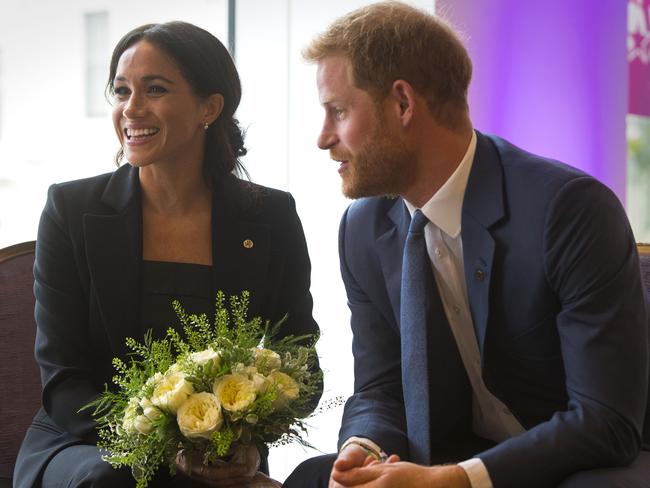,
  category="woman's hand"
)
[175,444,264,487]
